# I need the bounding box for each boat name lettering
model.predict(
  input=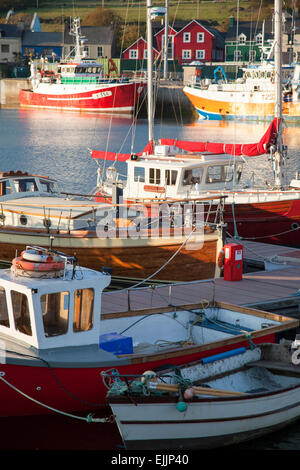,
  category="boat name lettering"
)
[93,91,112,99]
